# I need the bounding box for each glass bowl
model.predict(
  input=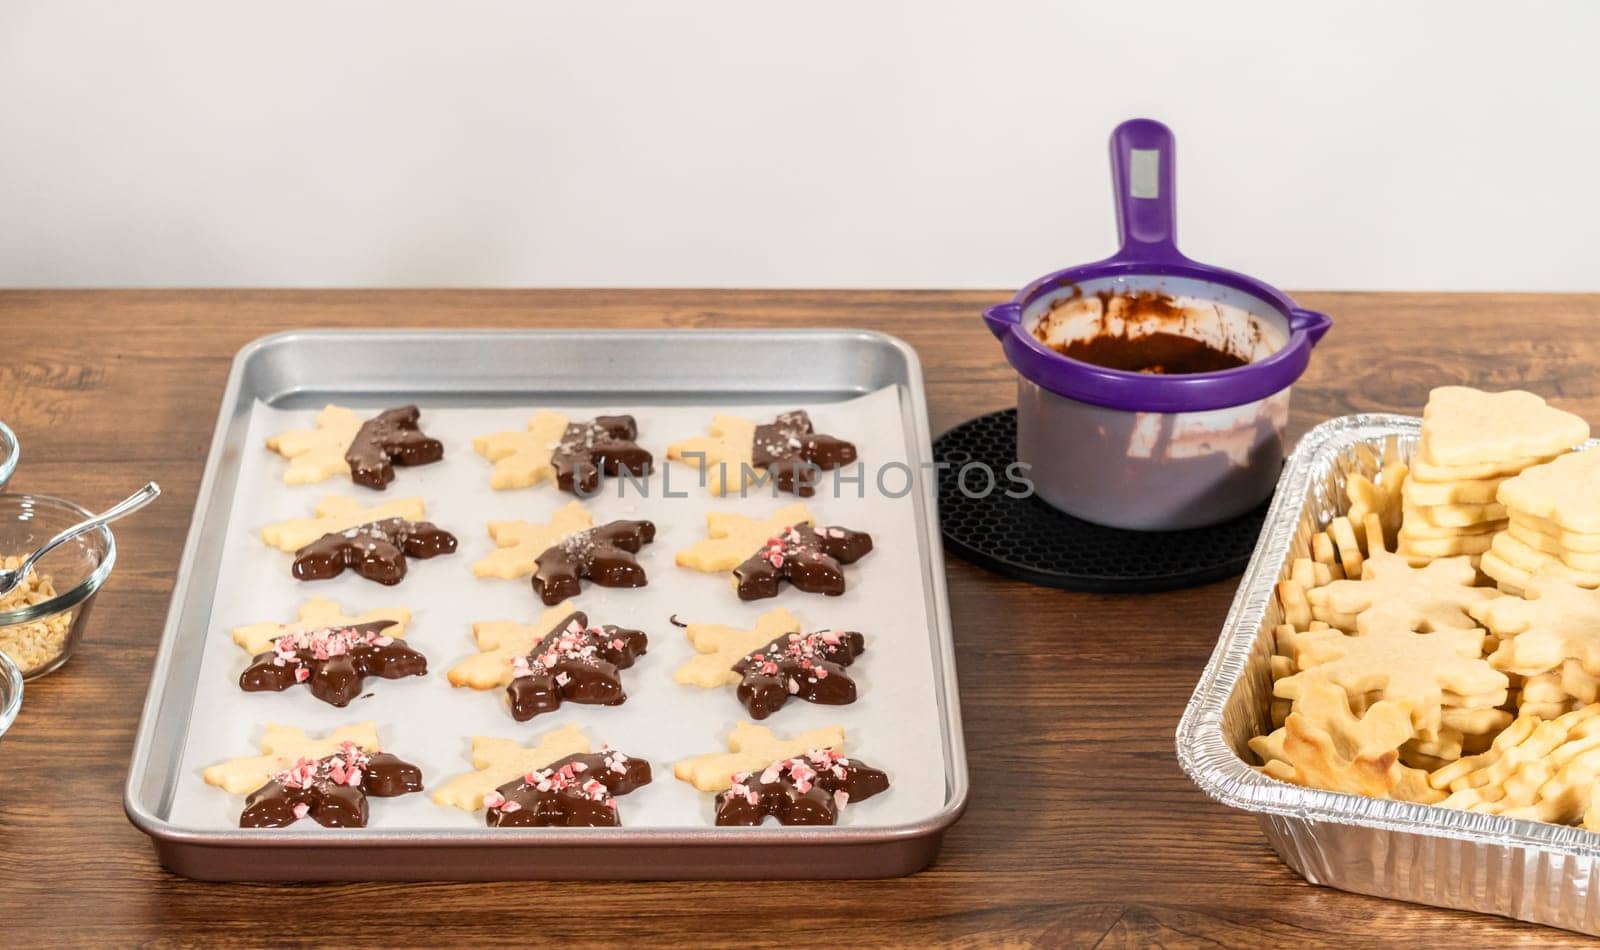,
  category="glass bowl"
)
[0,649,20,741]
[0,421,17,492]
[0,493,116,680]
